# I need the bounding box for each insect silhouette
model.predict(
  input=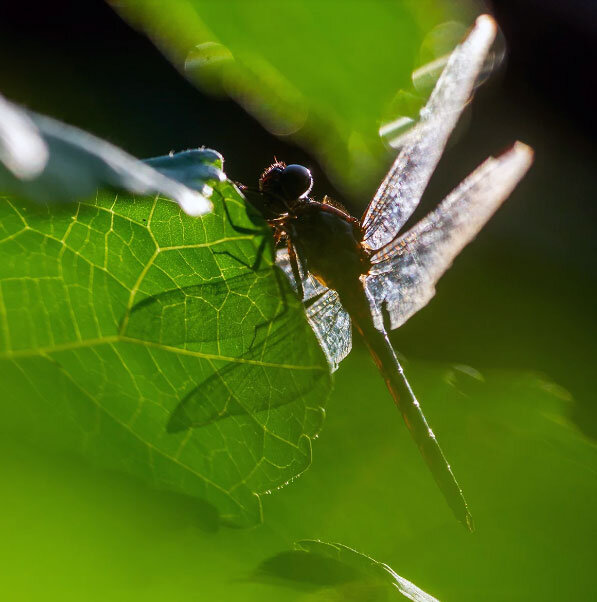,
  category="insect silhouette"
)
[238,15,533,530]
